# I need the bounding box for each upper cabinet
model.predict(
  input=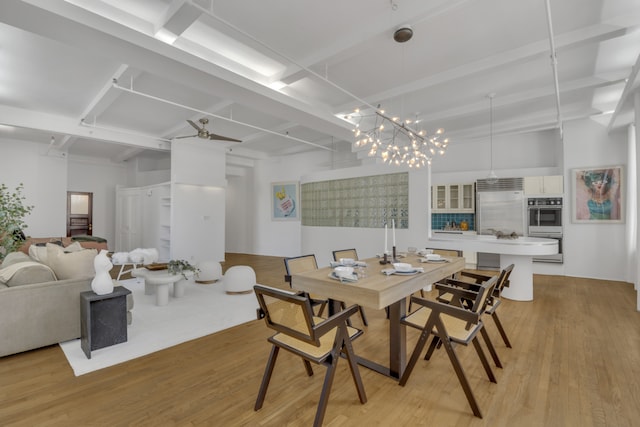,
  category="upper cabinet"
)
[431,183,475,213]
[524,175,564,195]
